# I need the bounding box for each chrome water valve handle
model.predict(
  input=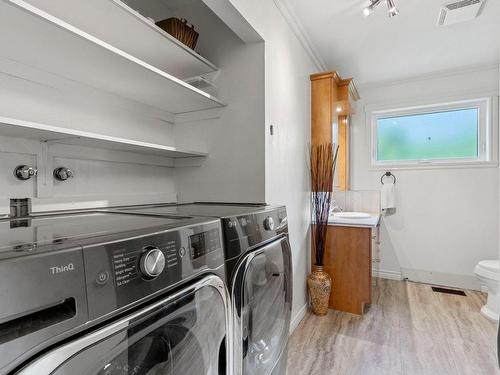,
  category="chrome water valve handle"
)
[14,165,38,180]
[53,167,75,181]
